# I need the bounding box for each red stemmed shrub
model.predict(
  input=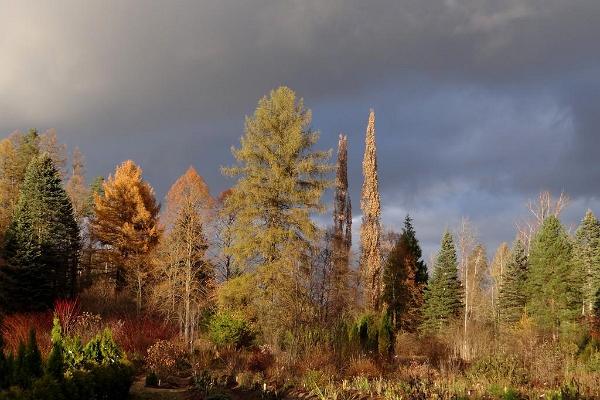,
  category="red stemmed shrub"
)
[110,314,177,356]
[0,312,53,354]
[53,298,81,336]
